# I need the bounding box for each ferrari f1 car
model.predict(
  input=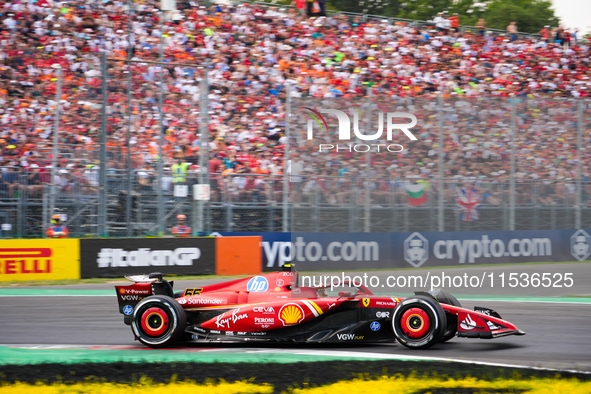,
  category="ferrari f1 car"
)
[115,265,525,349]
